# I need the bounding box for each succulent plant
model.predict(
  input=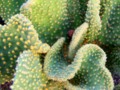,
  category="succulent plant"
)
[0,14,50,84]
[99,0,120,46]
[0,0,120,90]
[20,0,83,45]
[0,0,27,21]
[107,47,120,76]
